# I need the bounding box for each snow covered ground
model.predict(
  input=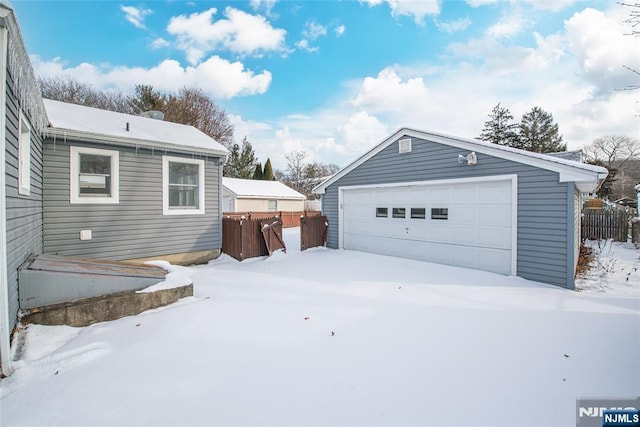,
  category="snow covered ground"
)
[575,239,640,296]
[1,228,638,426]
